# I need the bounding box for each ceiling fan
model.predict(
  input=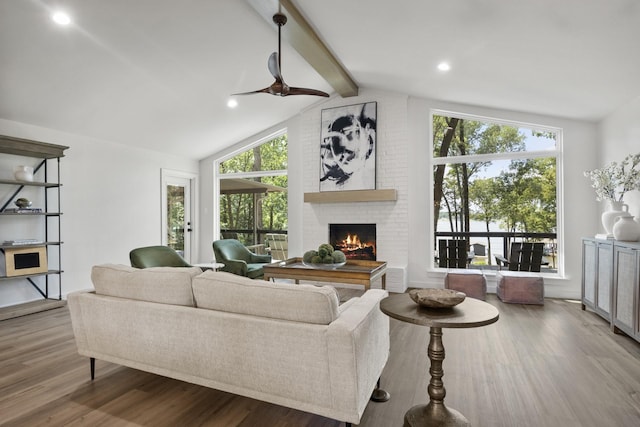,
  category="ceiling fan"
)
[233,13,329,97]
